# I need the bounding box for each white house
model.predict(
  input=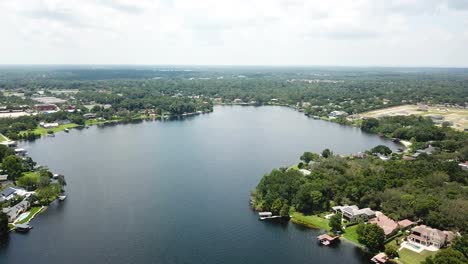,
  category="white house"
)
[332,205,376,222]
